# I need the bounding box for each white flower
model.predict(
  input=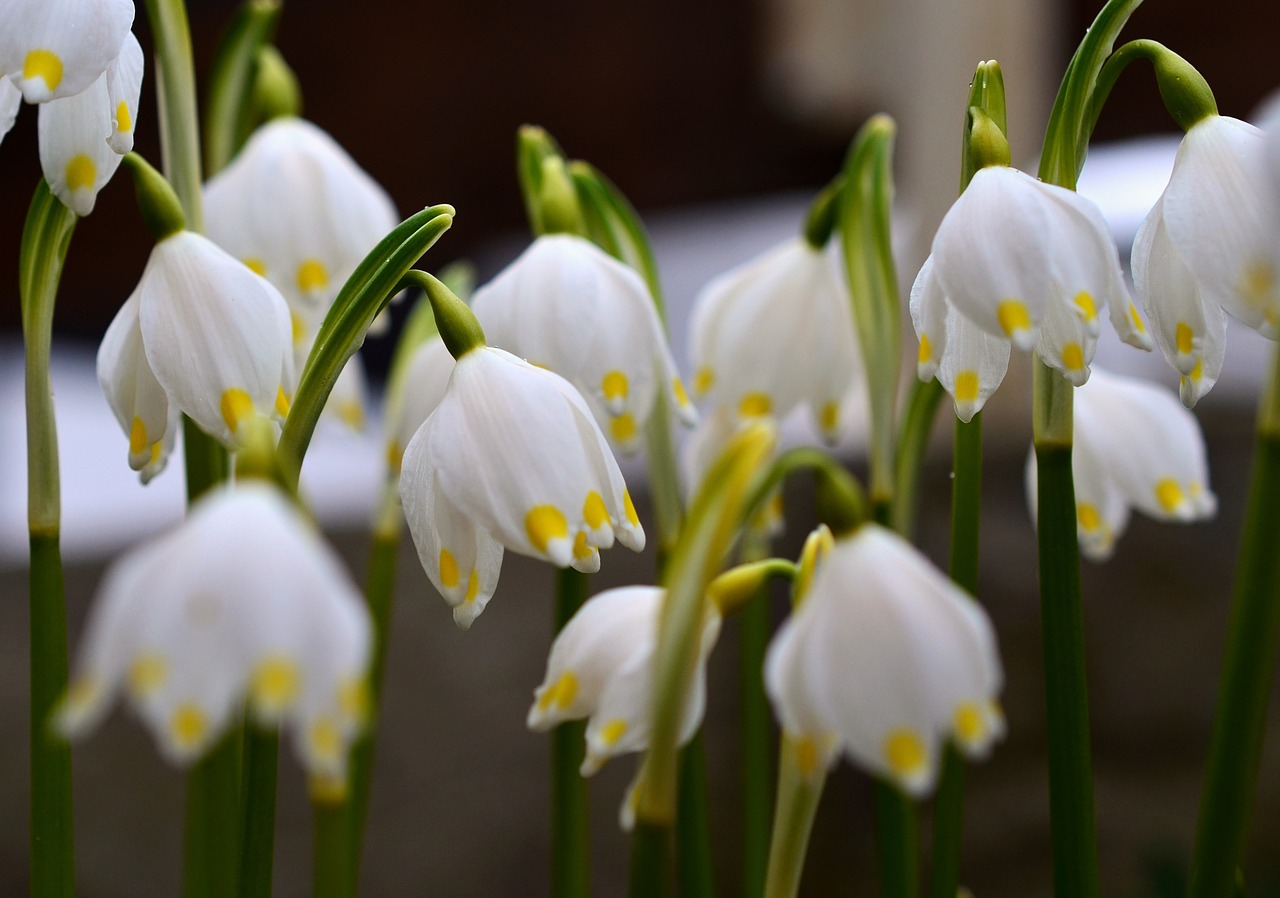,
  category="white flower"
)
[1025,367,1217,561]
[385,335,454,470]
[399,346,644,628]
[527,585,720,776]
[689,237,860,442]
[921,165,1151,396]
[765,524,1004,795]
[57,483,372,786]
[98,230,294,469]
[1132,115,1279,407]
[470,234,695,453]
[0,0,134,103]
